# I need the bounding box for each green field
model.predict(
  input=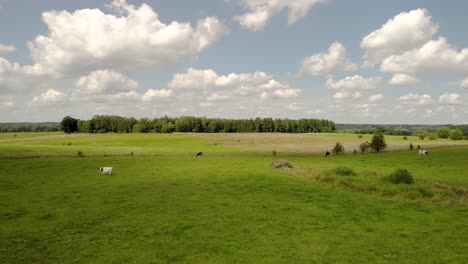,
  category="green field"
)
[1,133,467,263]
